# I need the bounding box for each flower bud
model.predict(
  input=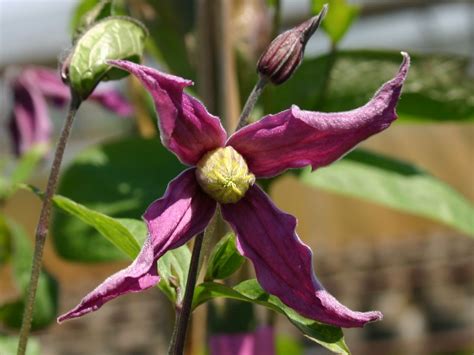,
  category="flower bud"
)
[257,4,328,85]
